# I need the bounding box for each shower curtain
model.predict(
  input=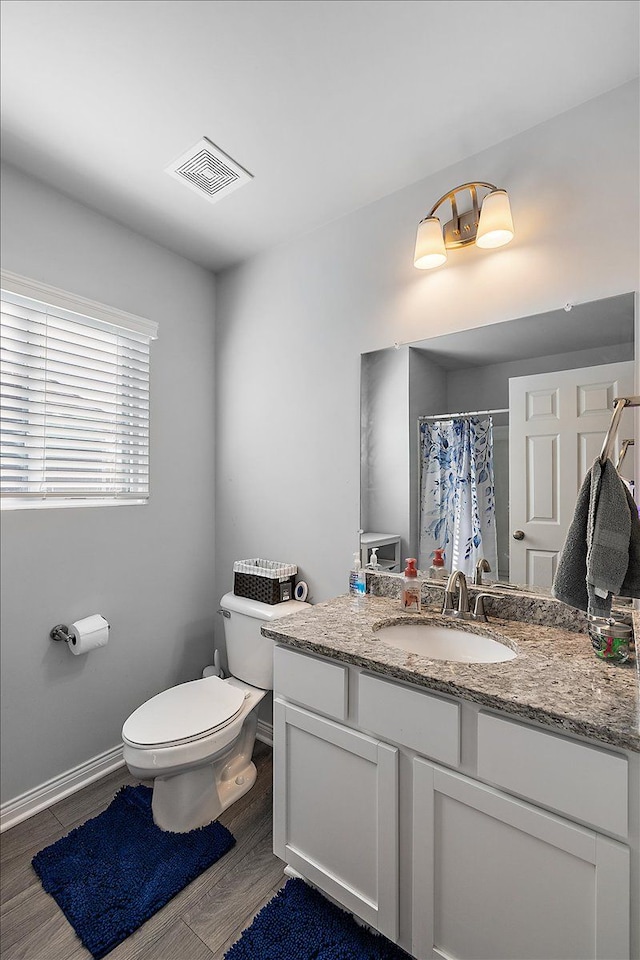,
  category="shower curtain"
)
[418,416,498,579]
